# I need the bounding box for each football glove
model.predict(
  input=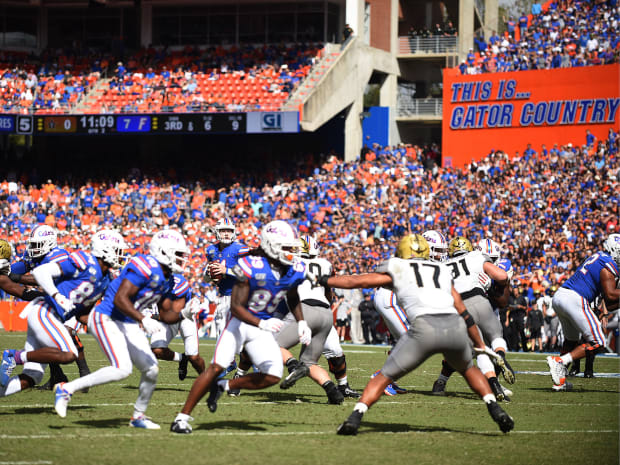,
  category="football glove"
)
[53,293,75,313]
[258,318,284,333]
[297,320,312,345]
[0,259,10,276]
[181,297,201,320]
[478,272,492,291]
[141,316,162,335]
